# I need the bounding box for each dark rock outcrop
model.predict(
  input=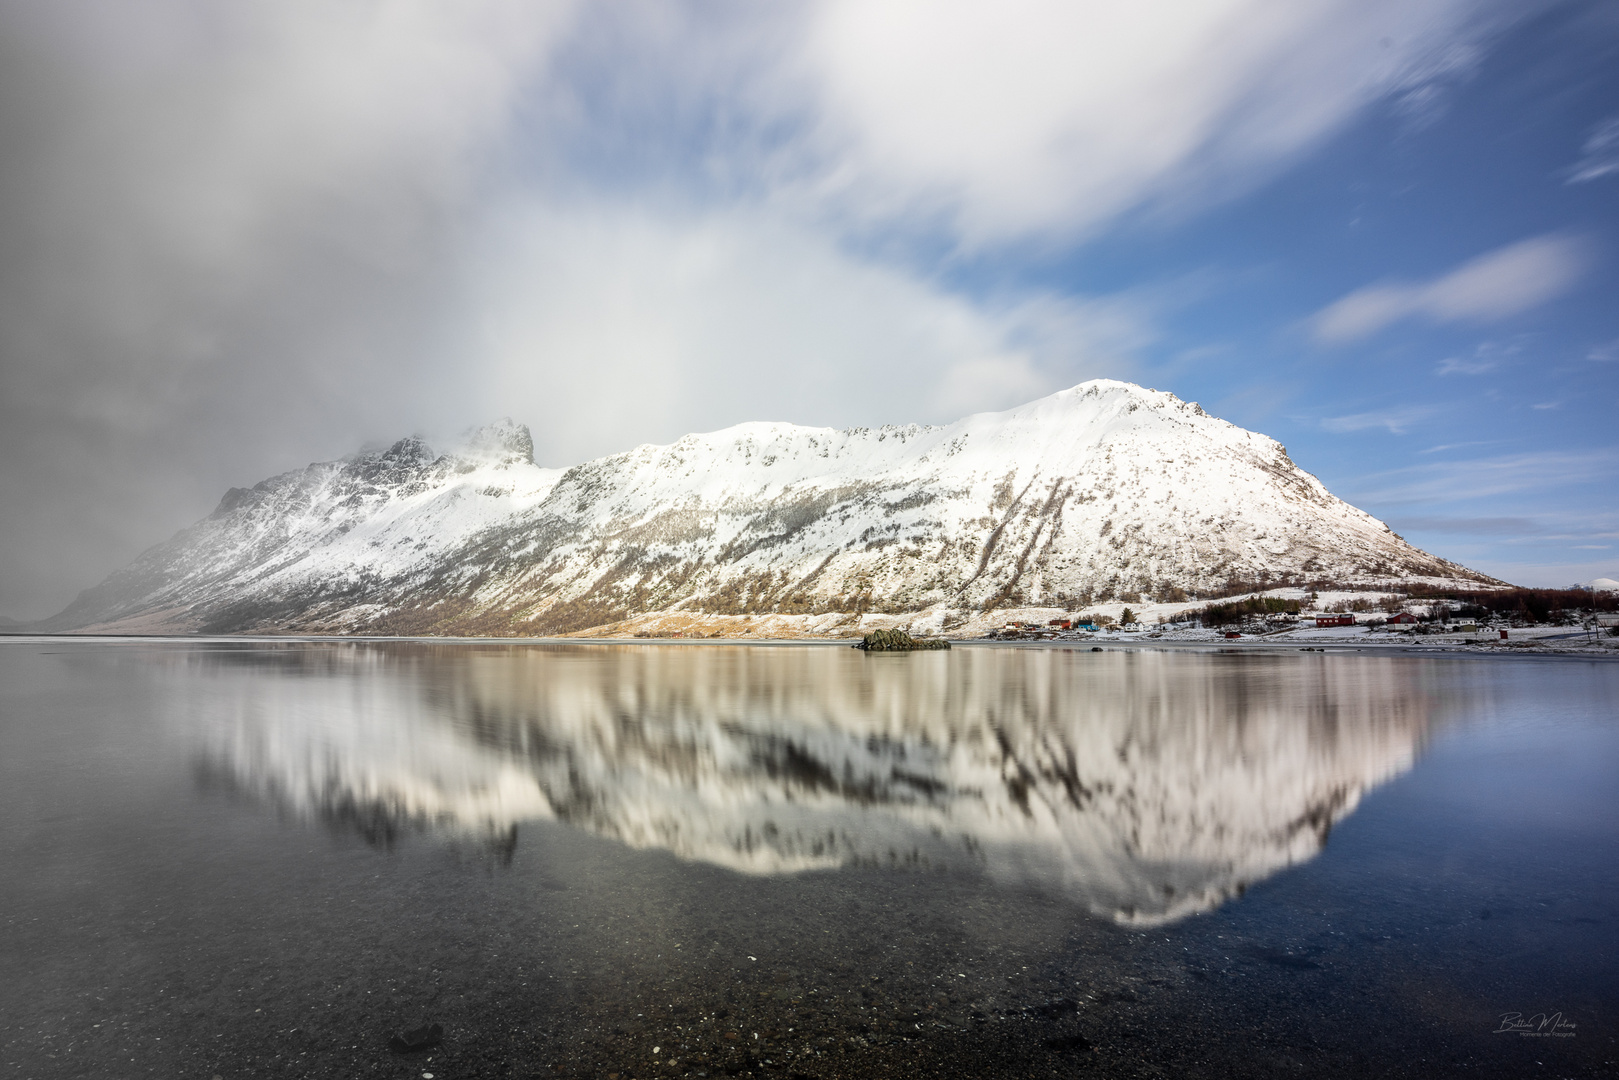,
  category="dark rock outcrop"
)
[855,628,949,651]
